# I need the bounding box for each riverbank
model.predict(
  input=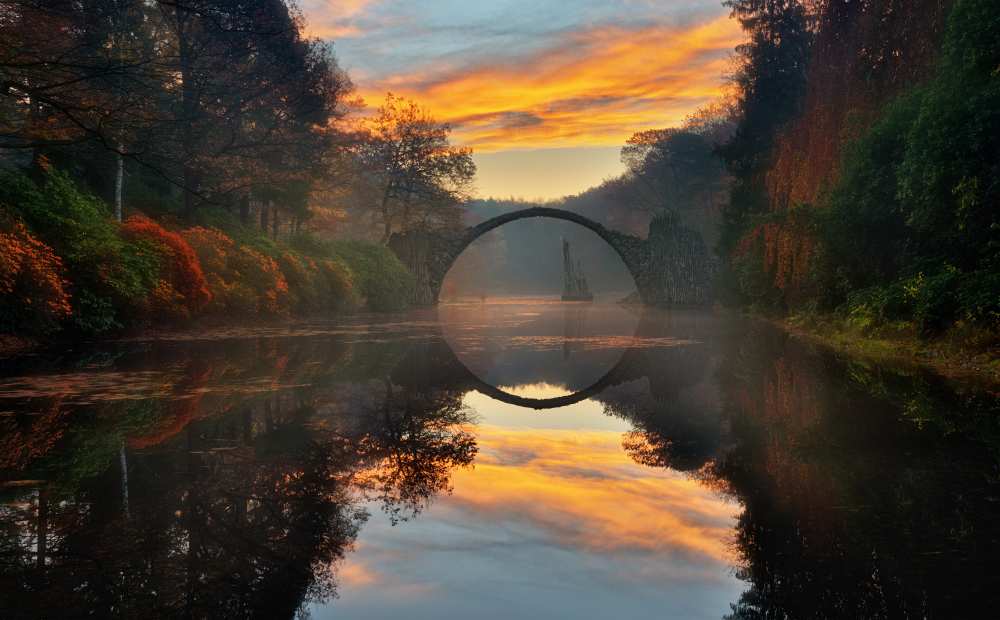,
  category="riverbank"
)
[1,169,417,344]
[776,313,1000,389]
